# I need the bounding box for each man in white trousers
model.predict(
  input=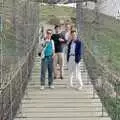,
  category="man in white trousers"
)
[67,30,83,90]
[61,23,72,65]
